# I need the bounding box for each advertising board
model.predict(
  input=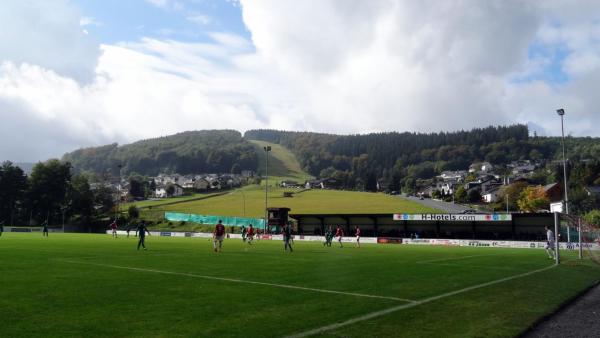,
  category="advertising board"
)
[393,213,512,222]
[377,237,403,244]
